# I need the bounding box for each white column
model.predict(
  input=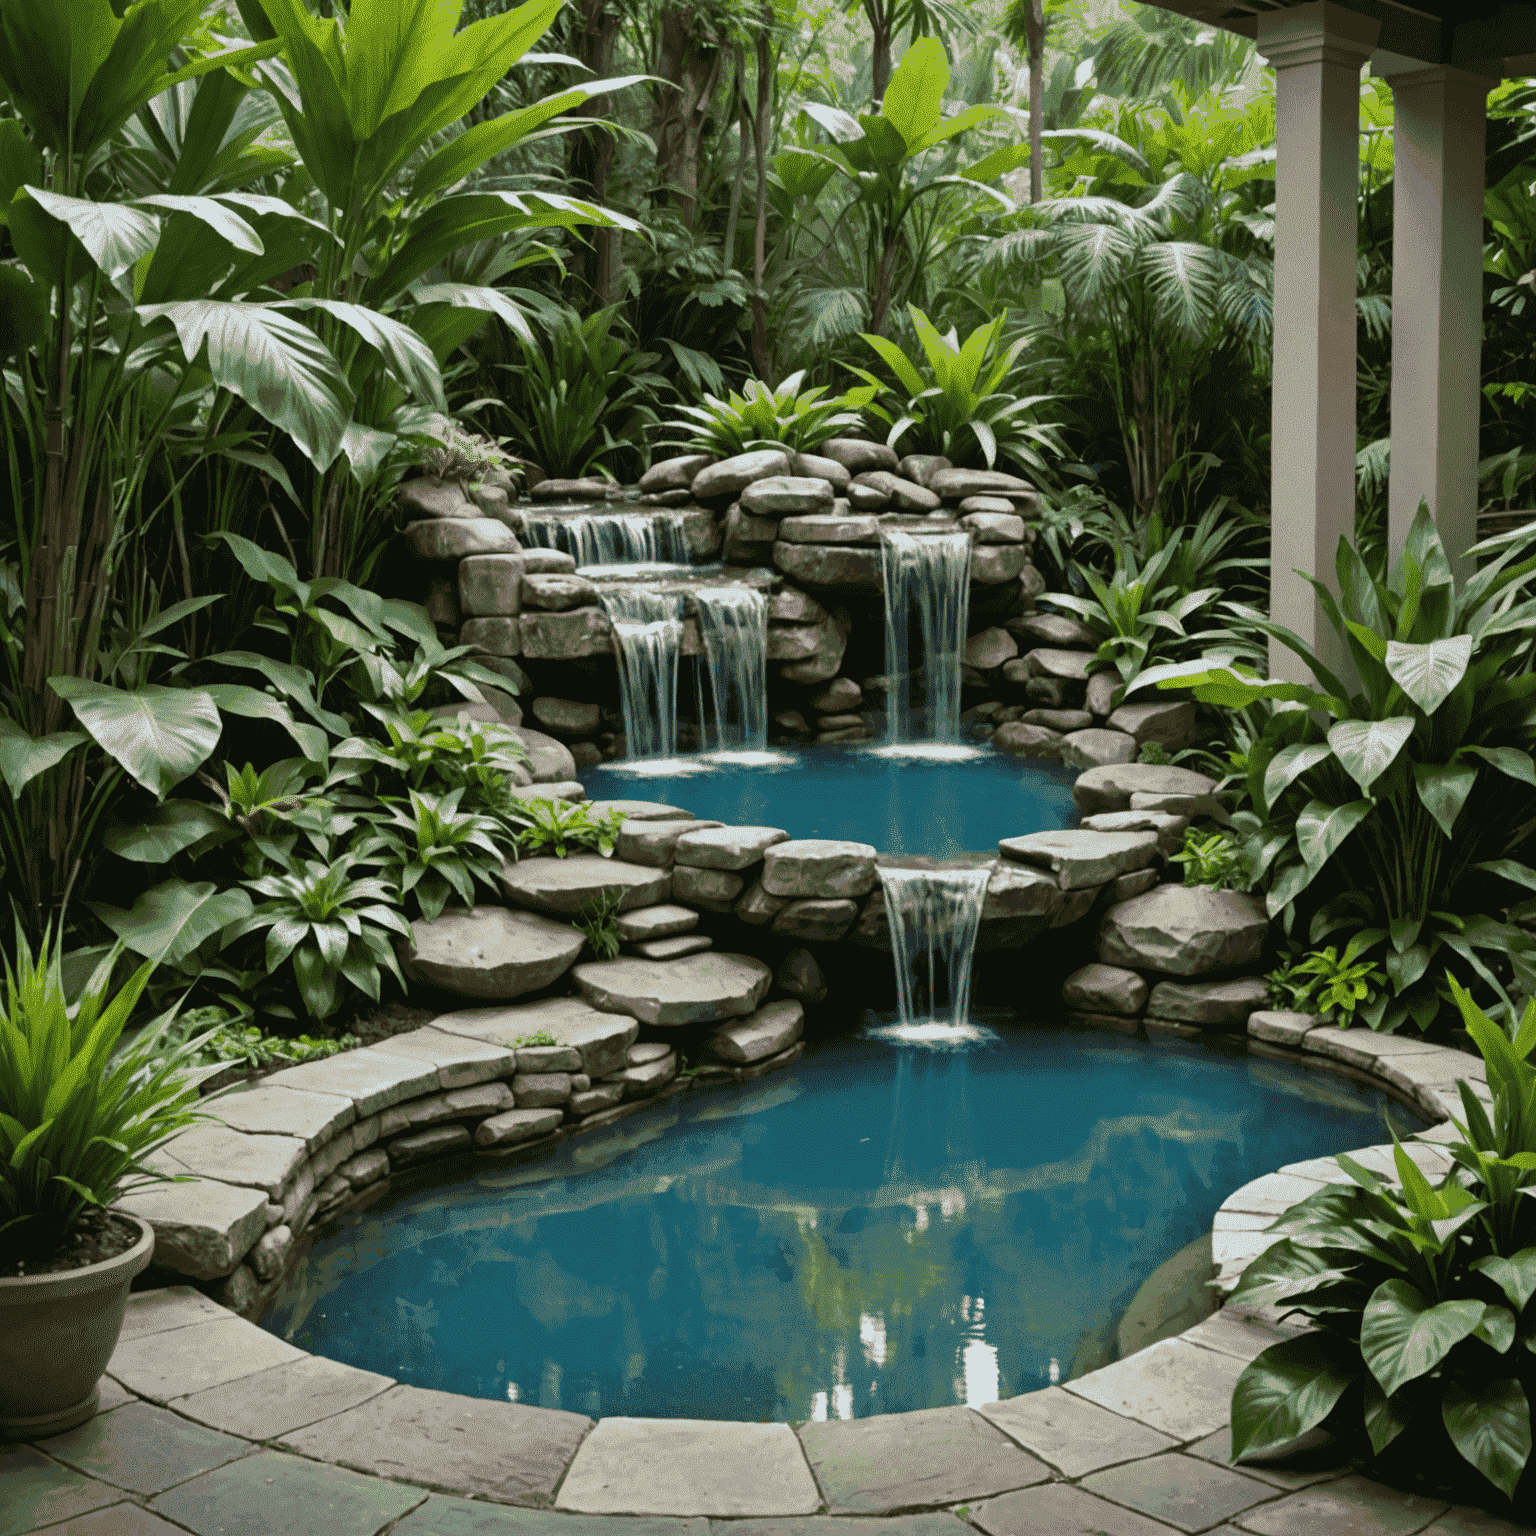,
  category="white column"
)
[1385,66,1492,581]
[1257,3,1379,686]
